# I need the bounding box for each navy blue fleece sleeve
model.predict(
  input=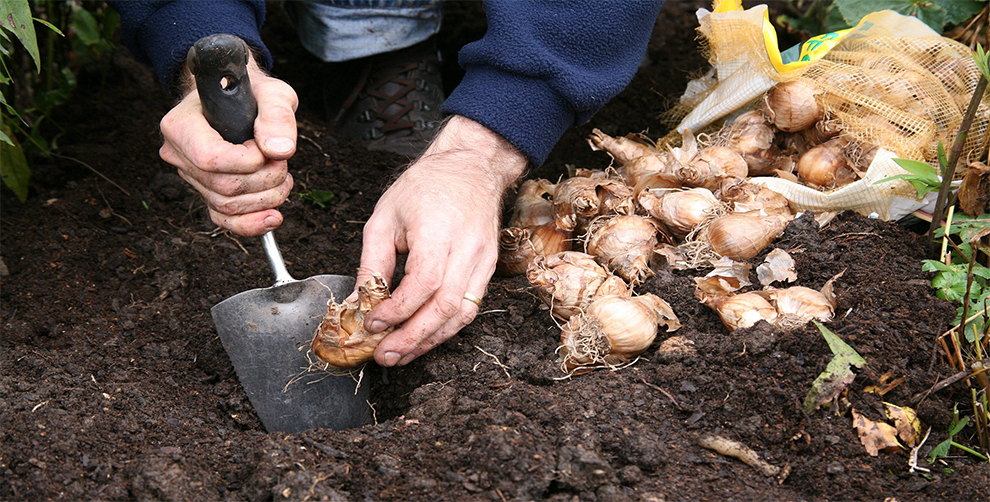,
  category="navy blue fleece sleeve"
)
[108,0,271,93]
[440,0,665,167]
